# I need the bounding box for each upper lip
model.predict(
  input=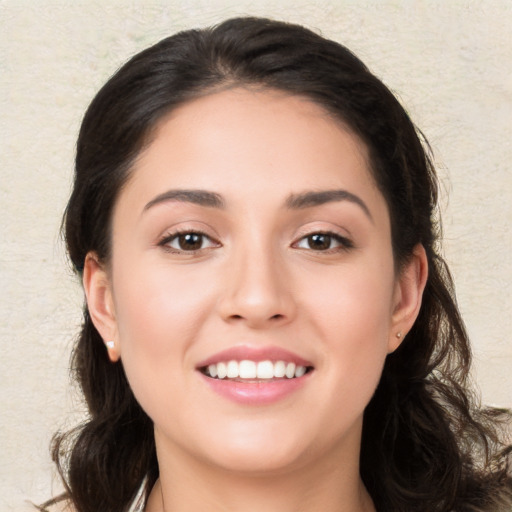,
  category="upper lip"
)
[196,345,313,369]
